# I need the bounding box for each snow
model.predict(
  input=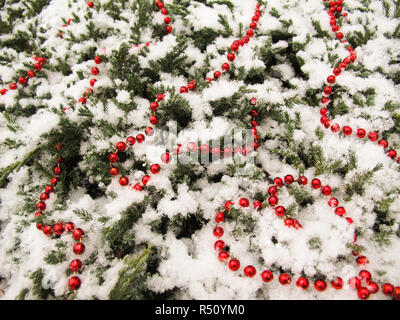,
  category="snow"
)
[0,0,399,301]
